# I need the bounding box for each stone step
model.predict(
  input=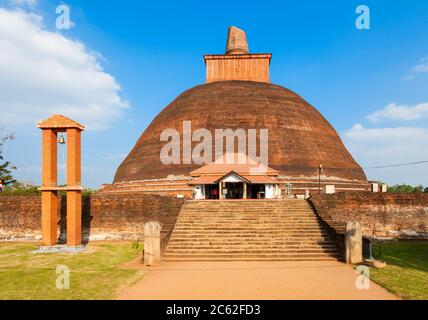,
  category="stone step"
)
[175,222,322,226]
[176,218,319,222]
[184,205,310,208]
[174,221,323,226]
[182,208,312,212]
[177,216,320,220]
[169,236,331,241]
[180,213,314,216]
[185,201,306,204]
[177,217,319,221]
[169,237,331,242]
[183,214,314,216]
[172,232,328,237]
[175,219,323,223]
[185,203,308,206]
[173,226,325,230]
[177,224,322,228]
[170,233,330,238]
[179,211,316,214]
[170,231,329,237]
[170,236,330,241]
[172,227,327,232]
[183,205,312,207]
[169,240,332,245]
[185,204,309,206]
[185,204,310,206]
[177,218,323,227]
[163,199,339,262]
[166,244,338,250]
[181,208,314,211]
[162,253,340,260]
[185,201,307,204]
[183,208,312,210]
[168,237,332,242]
[184,210,313,212]
[176,221,320,225]
[184,204,310,206]
[164,251,340,256]
[170,229,329,233]
[167,240,335,245]
[184,205,311,207]
[165,248,337,256]
[178,209,311,214]
[162,256,340,262]
[166,246,336,251]
[182,212,313,214]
